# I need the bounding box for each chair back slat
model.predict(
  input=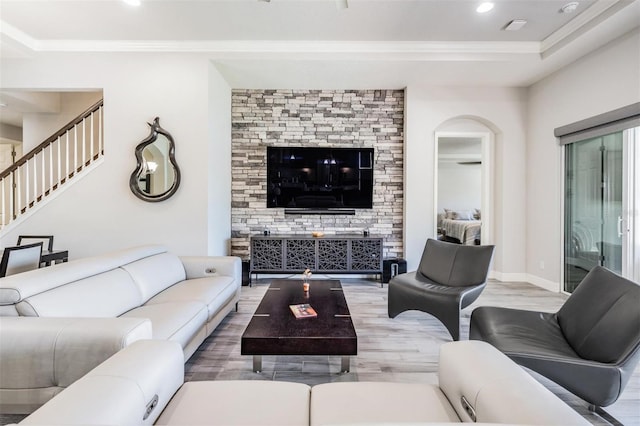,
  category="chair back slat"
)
[0,242,43,277]
[17,235,54,252]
